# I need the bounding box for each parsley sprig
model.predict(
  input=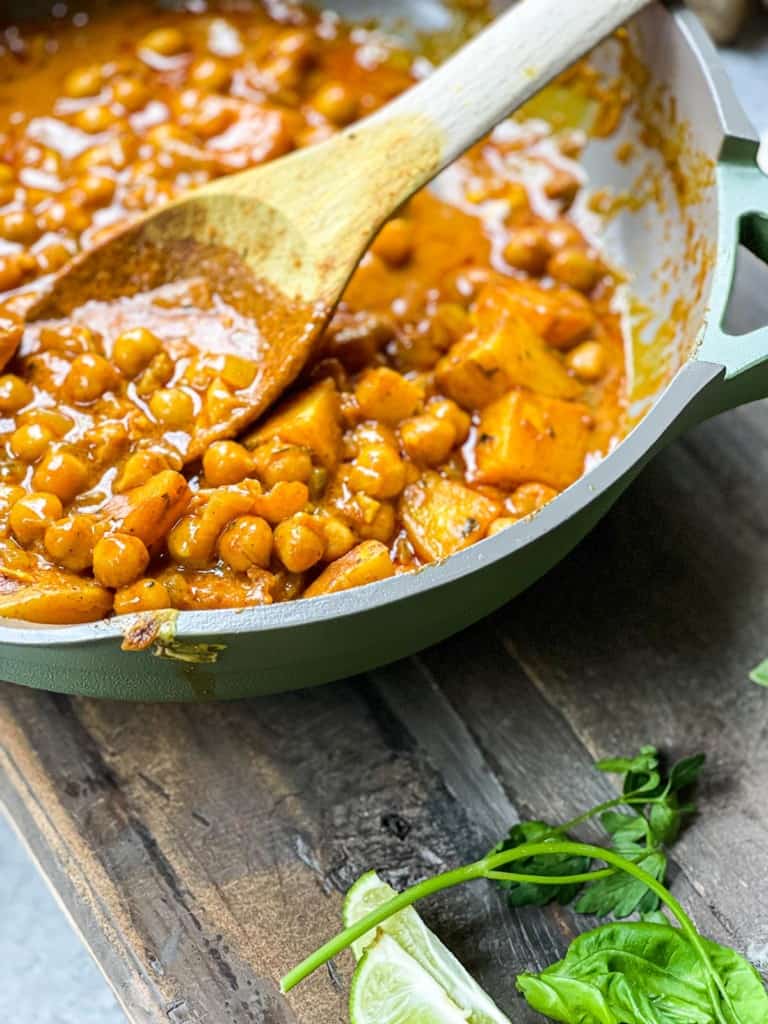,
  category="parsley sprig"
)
[281,746,767,1024]
[492,745,705,918]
